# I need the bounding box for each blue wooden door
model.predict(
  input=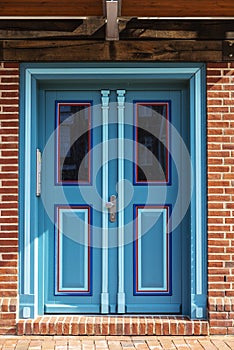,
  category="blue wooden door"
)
[41,85,186,314]
[42,90,103,313]
[123,90,184,313]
